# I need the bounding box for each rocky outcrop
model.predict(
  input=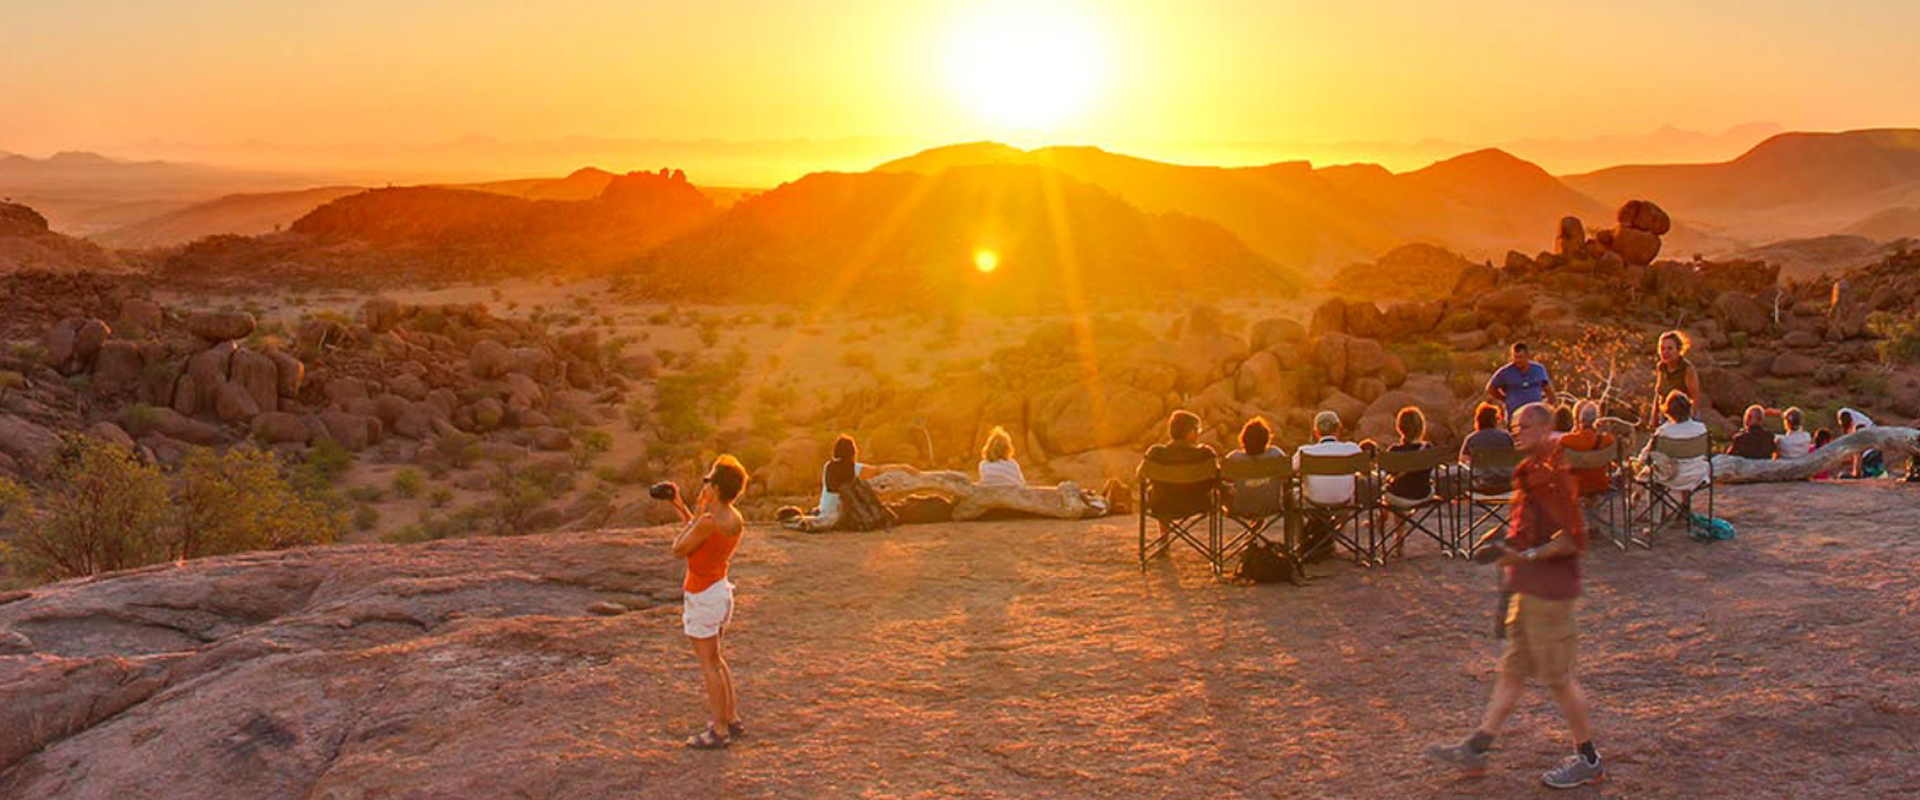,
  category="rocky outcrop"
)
[0,529,681,799]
